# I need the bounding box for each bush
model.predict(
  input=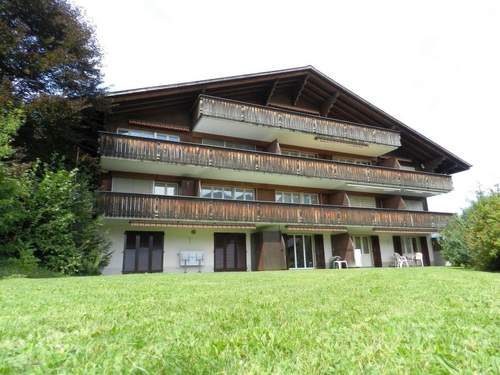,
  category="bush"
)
[440,216,471,267]
[440,187,500,270]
